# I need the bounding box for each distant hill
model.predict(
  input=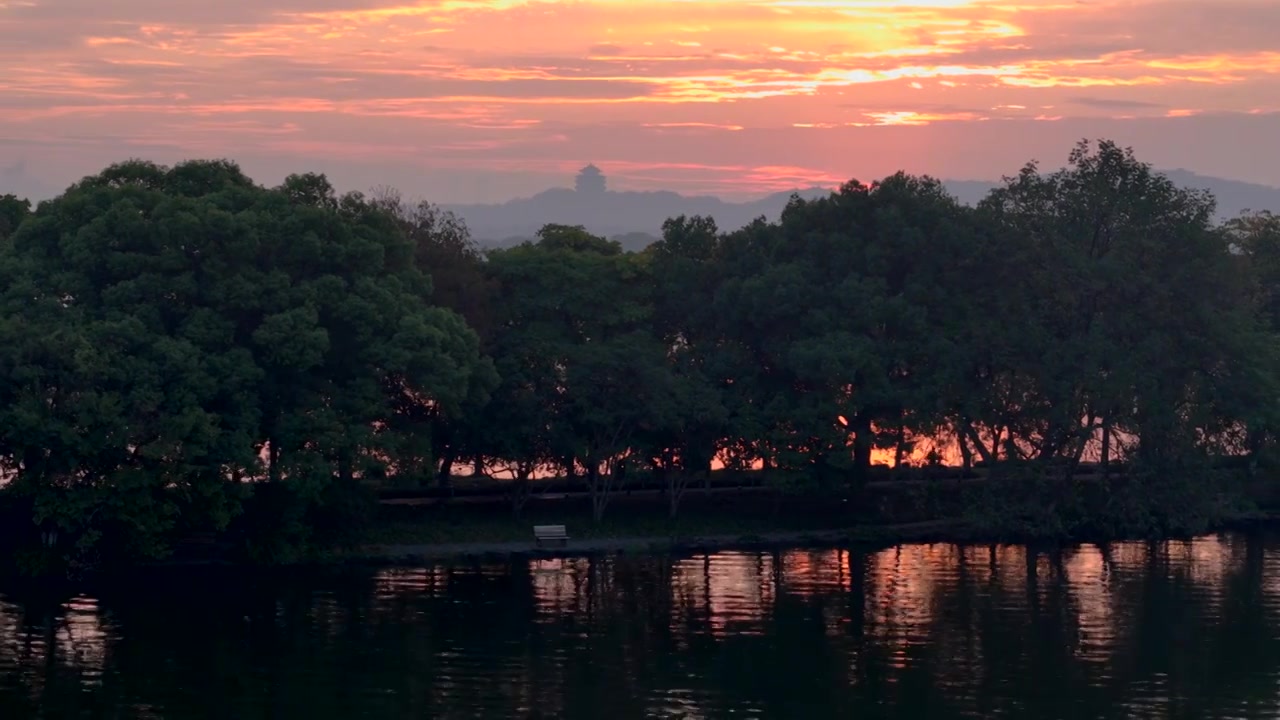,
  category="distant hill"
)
[447,185,830,250]
[0,160,57,203]
[447,168,1280,250]
[948,170,1280,218]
